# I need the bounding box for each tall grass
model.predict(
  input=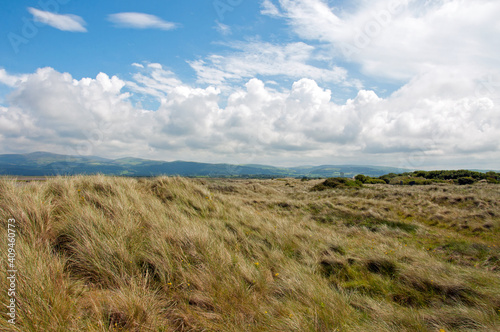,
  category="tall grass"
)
[0,176,498,331]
